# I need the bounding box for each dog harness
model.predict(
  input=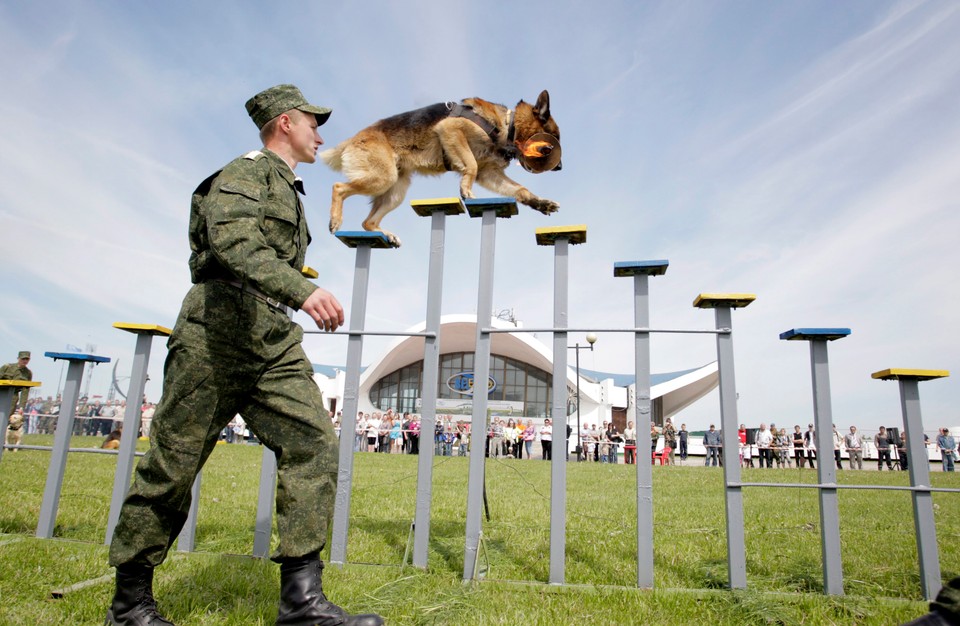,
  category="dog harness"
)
[445,102,518,164]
